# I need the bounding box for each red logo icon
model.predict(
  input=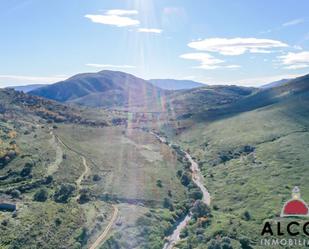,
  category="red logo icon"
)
[281,186,309,217]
